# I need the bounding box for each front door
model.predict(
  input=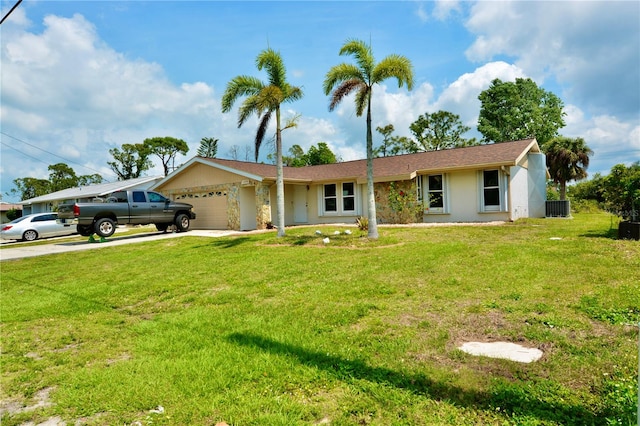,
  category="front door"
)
[293,185,308,223]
